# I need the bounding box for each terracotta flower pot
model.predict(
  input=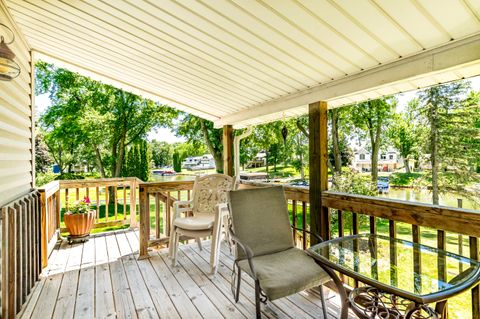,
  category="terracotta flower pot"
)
[64,210,96,238]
